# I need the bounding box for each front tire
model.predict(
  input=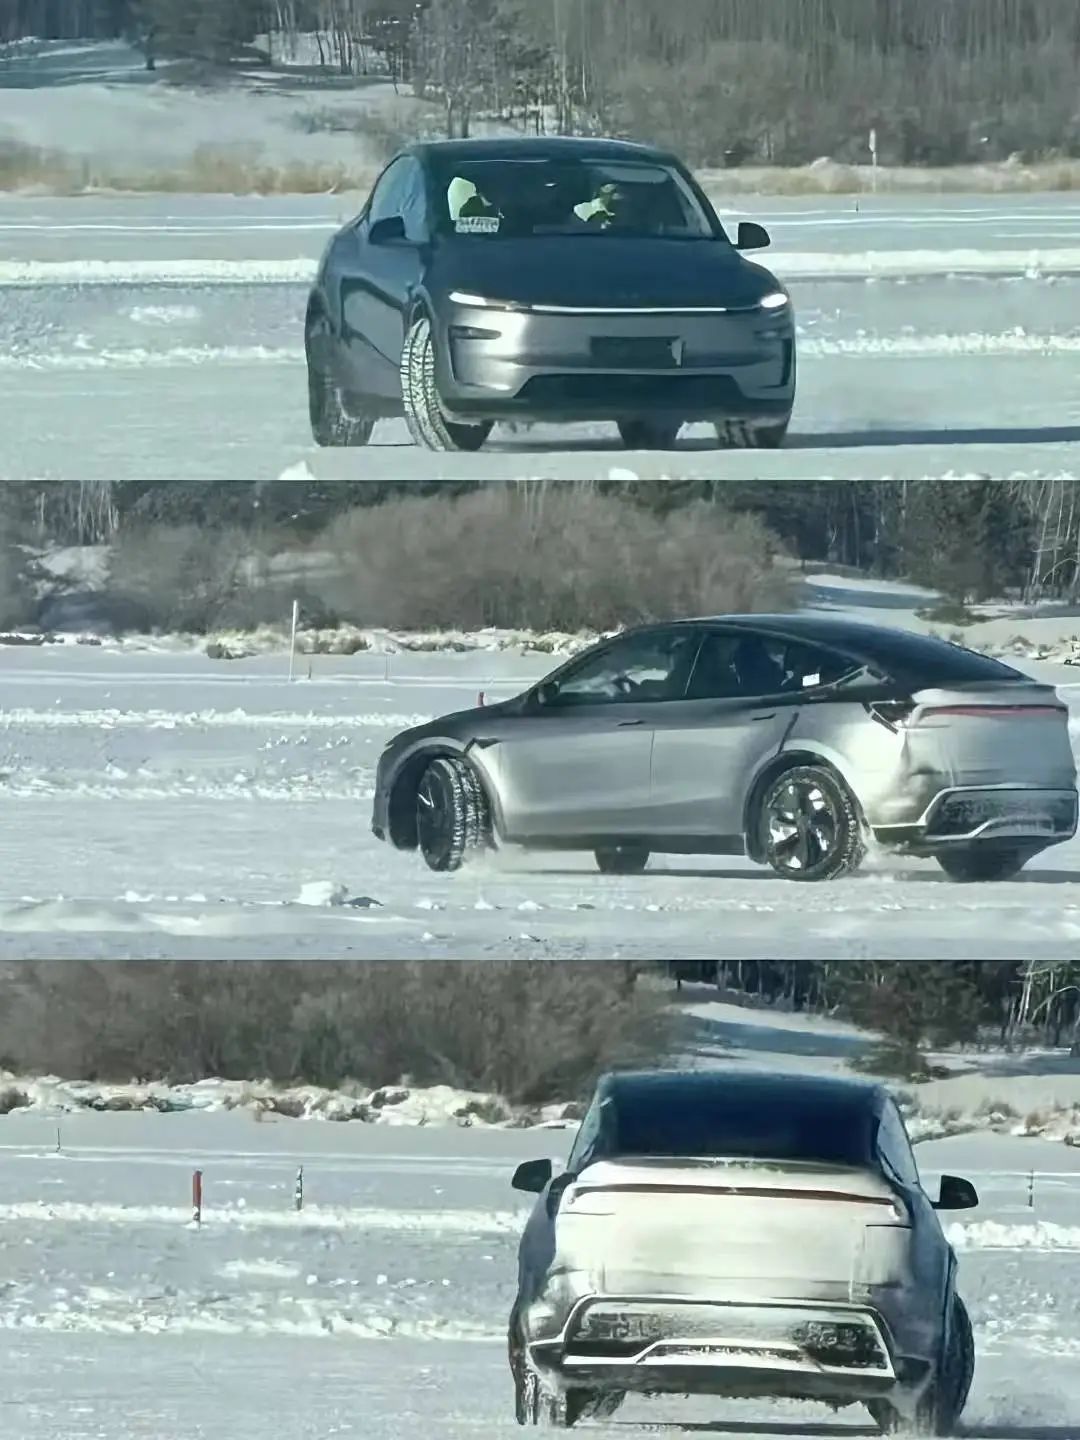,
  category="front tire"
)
[416,756,490,873]
[936,847,1029,883]
[754,417,790,448]
[758,764,864,881]
[595,844,650,875]
[868,1296,974,1437]
[618,419,681,449]
[306,315,375,447]
[401,315,493,452]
